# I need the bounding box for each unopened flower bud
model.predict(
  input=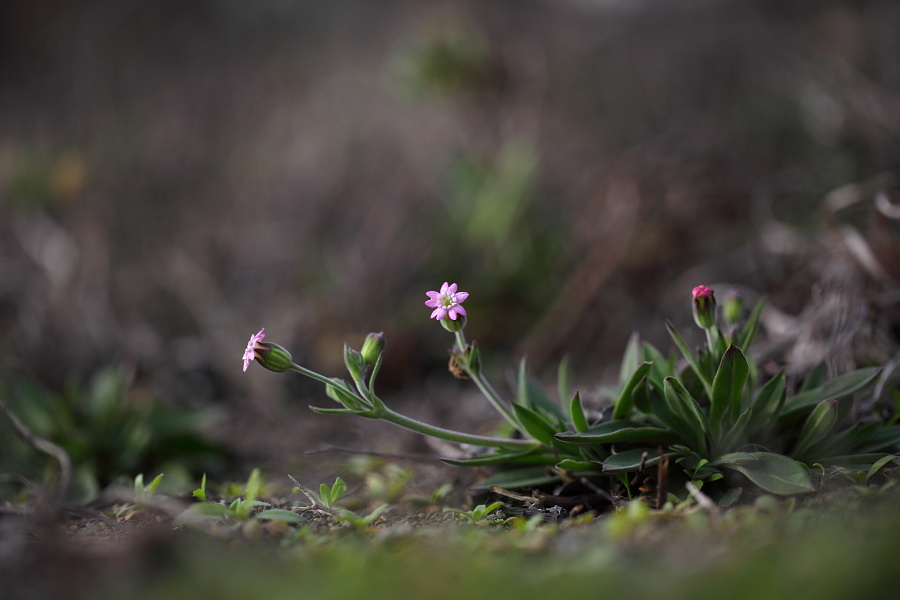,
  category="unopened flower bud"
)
[723,288,745,326]
[343,344,366,381]
[360,332,386,365]
[255,342,293,373]
[692,285,717,330]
